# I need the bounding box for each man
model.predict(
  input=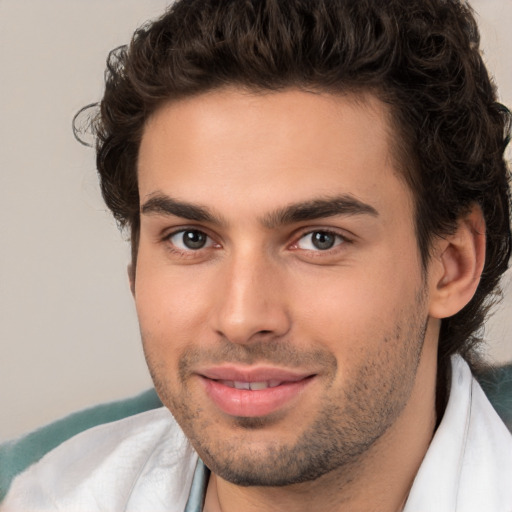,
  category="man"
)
[3,0,512,510]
